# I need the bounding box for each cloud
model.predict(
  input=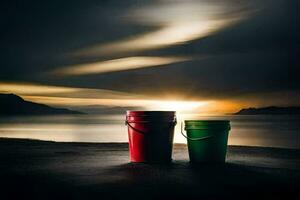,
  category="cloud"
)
[53,56,191,76]
[74,0,253,58]
[0,82,138,99]
[74,20,240,57]
[0,82,79,95]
